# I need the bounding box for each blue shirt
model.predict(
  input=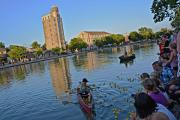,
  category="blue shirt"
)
[160,65,174,86]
